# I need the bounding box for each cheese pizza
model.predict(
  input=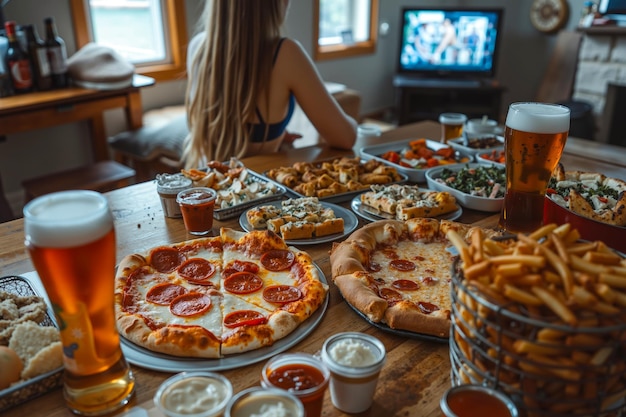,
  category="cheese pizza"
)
[114,228,327,358]
[359,184,457,220]
[330,218,497,338]
[548,163,626,226]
